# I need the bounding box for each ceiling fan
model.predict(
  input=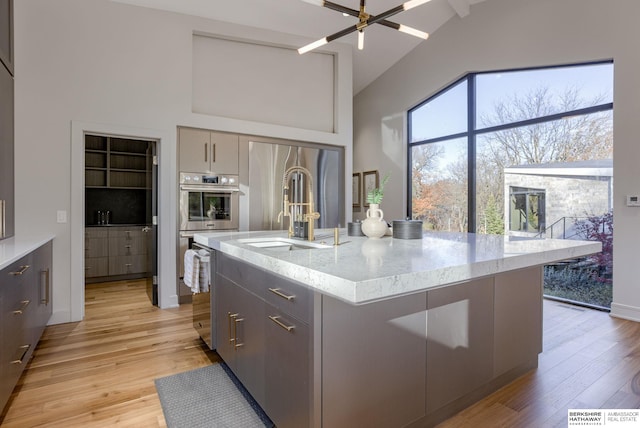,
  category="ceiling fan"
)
[299,0,432,54]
